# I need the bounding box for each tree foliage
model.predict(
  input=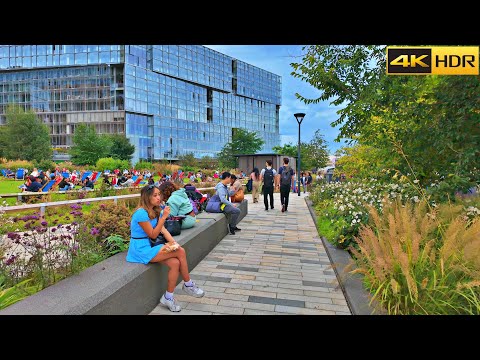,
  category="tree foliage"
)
[197,155,219,170]
[272,143,297,157]
[178,152,197,168]
[291,46,480,187]
[273,129,329,171]
[0,105,52,162]
[106,134,135,161]
[69,124,112,166]
[217,128,264,169]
